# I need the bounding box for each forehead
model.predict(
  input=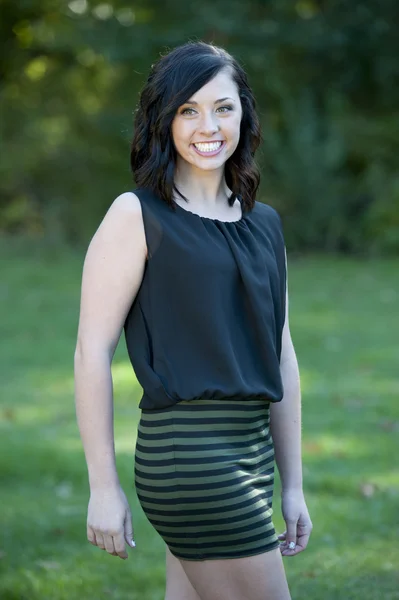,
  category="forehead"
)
[189,70,238,102]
